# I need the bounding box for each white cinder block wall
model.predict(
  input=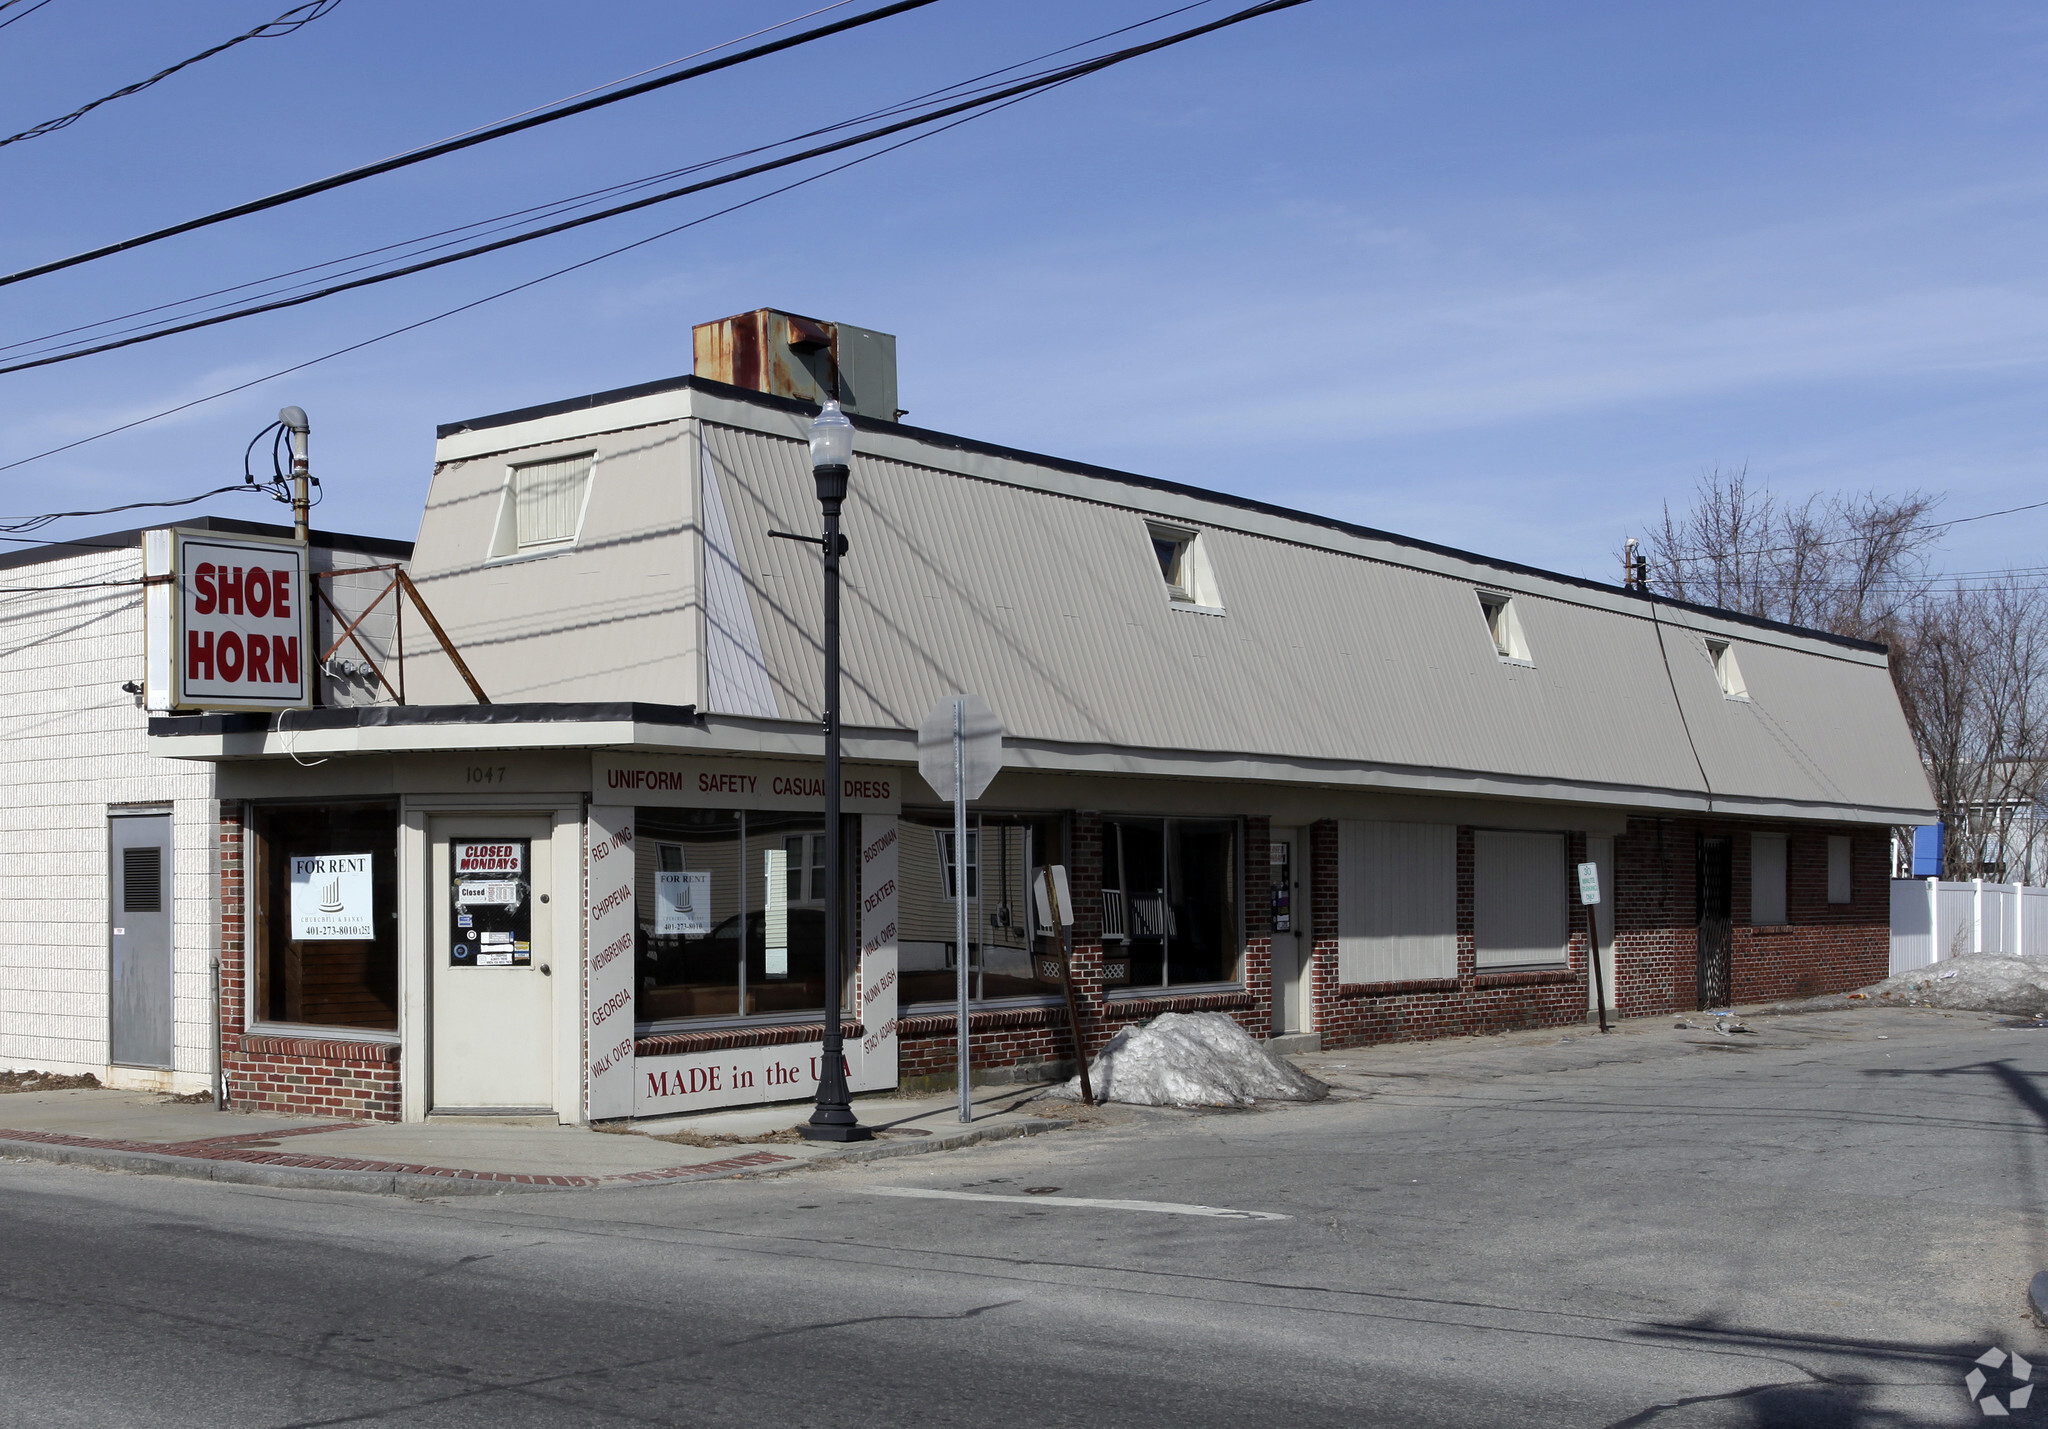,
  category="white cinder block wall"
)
[0,540,218,1089]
